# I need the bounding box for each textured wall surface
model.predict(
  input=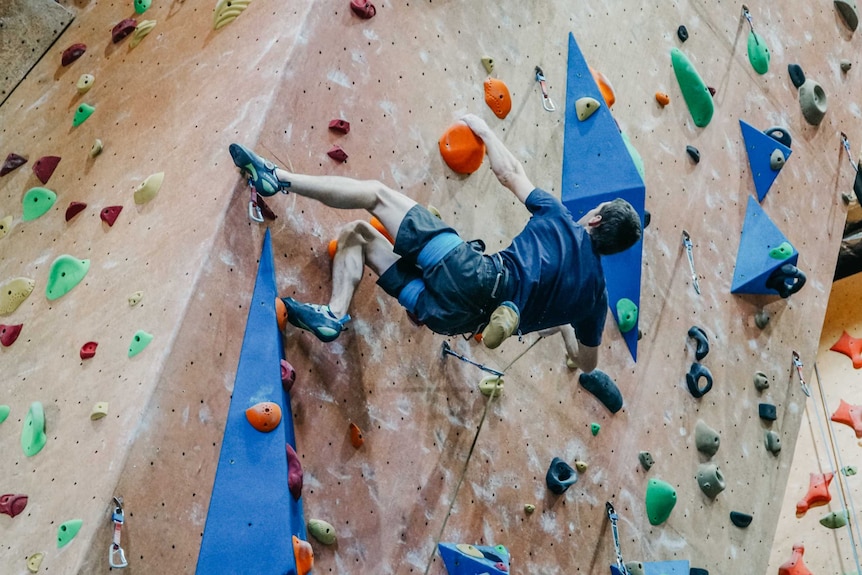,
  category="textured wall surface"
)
[0,1,858,574]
